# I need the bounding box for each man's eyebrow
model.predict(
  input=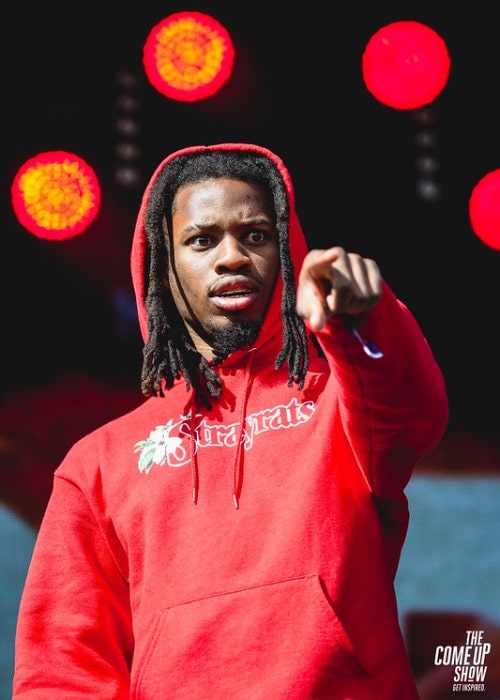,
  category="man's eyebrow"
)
[246,216,274,225]
[184,216,273,233]
[183,222,207,233]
